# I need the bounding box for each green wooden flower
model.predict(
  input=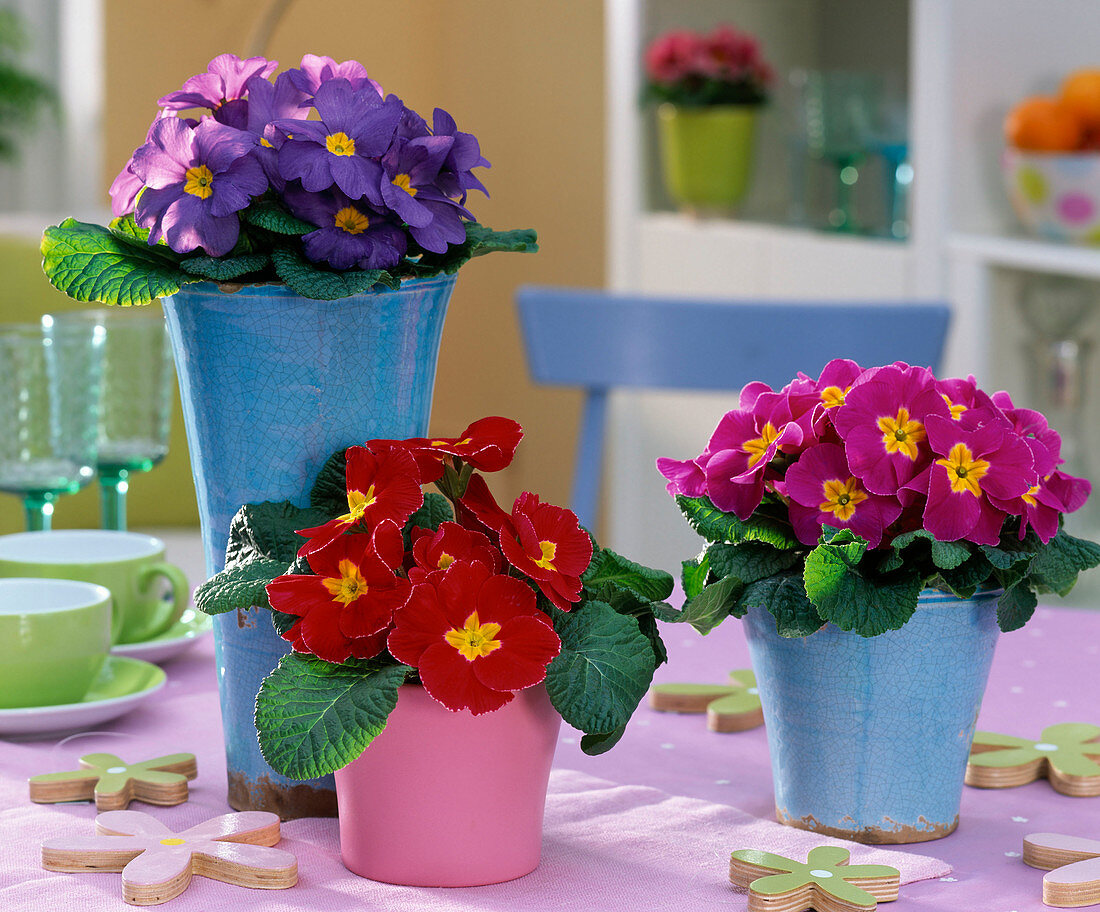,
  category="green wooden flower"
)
[968,723,1100,795]
[29,751,197,810]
